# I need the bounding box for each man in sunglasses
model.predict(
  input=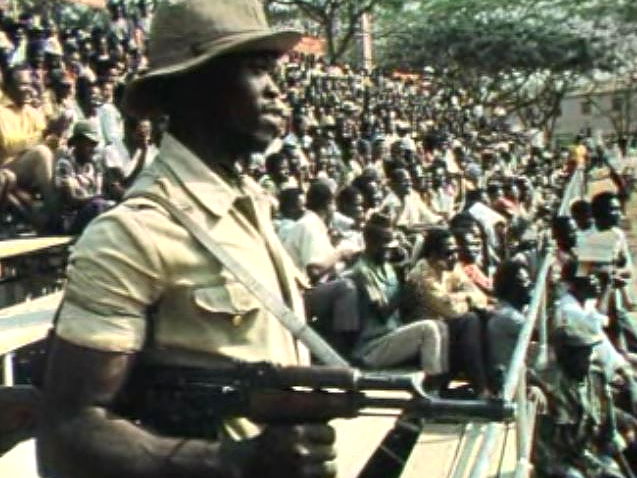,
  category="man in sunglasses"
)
[405,228,491,398]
